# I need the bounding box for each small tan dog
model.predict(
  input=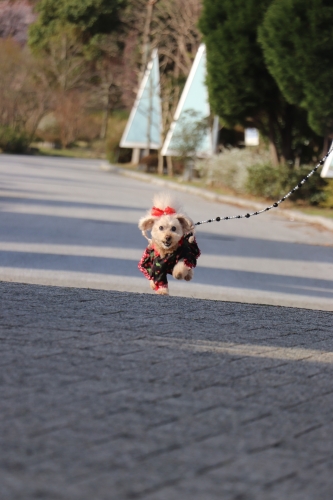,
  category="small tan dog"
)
[138,192,201,295]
